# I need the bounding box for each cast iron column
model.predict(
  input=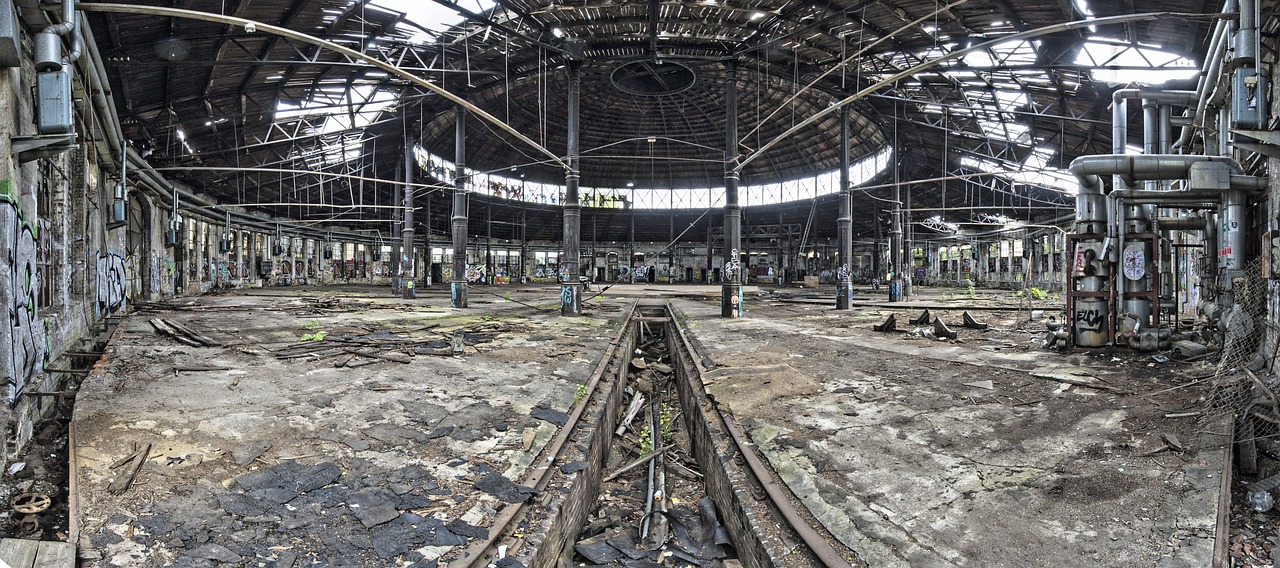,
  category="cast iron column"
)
[836,105,852,309]
[402,135,416,298]
[451,104,469,308]
[722,61,743,317]
[561,61,583,315]
[889,179,903,301]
